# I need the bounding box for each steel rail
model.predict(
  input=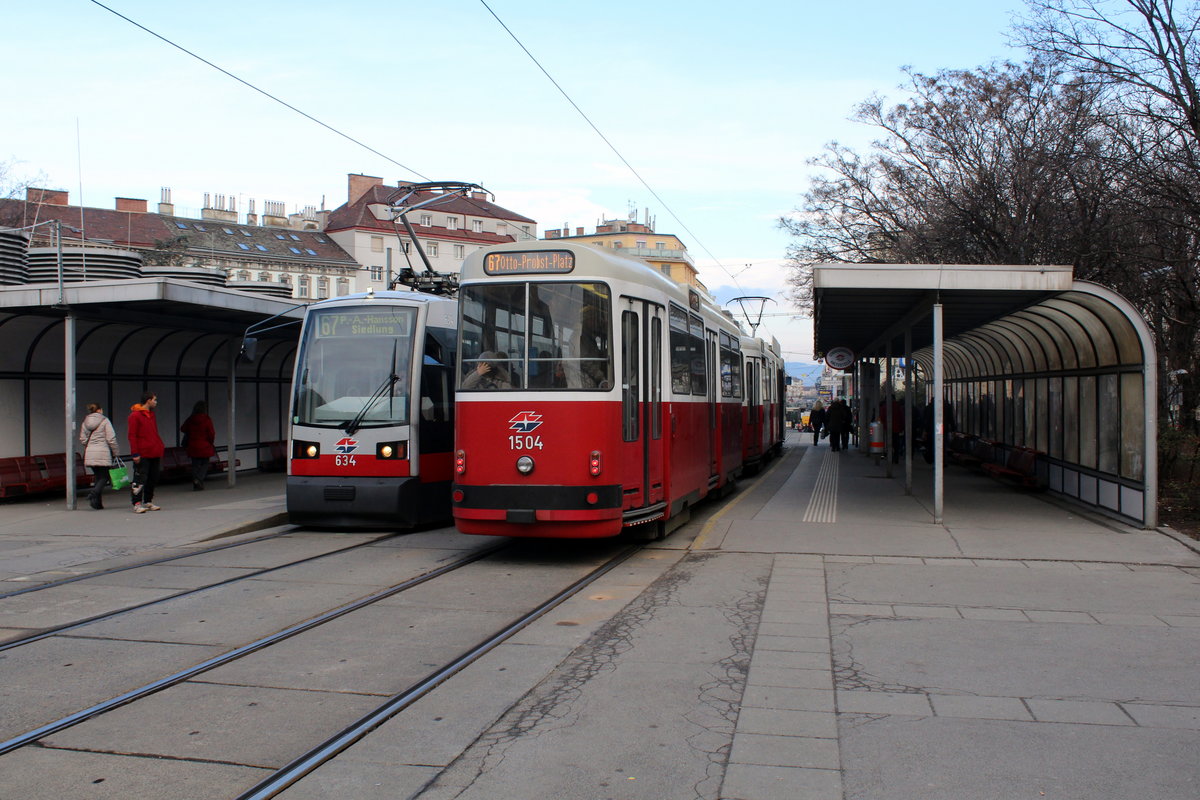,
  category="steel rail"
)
[0,541,508,756]
[236,544,640,800]
[0,528,298,600]
[0,532,400,653]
